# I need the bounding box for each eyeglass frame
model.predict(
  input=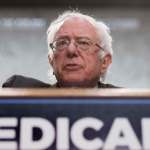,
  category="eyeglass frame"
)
[49,37,105,53]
